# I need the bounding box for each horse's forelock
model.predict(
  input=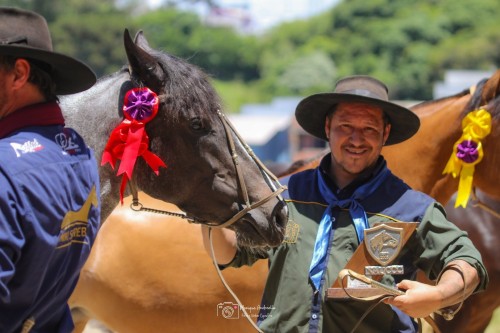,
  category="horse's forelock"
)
[465,78,488,113]
[464,78,500,120]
